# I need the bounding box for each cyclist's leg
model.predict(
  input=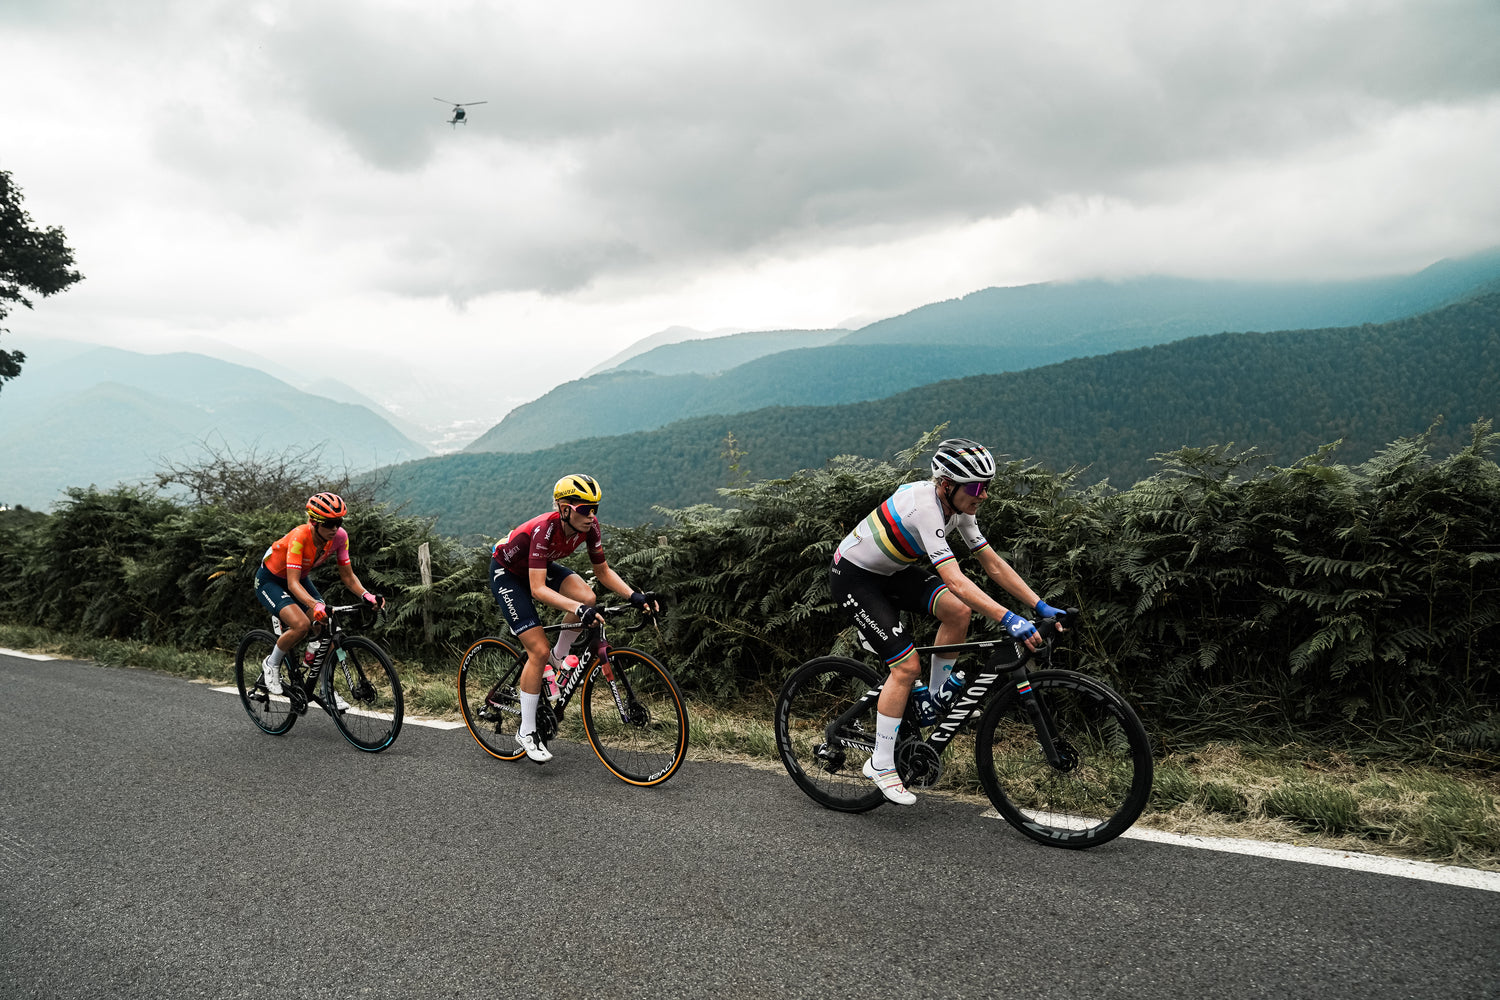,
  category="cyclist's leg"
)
[548,565,592,660]
[253,568,311,694]
[929,583,970,690]
[829,557,921,804]
[489,559,553,761]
